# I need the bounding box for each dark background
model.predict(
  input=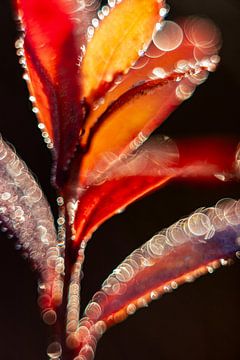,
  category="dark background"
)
[0,0,240,359]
